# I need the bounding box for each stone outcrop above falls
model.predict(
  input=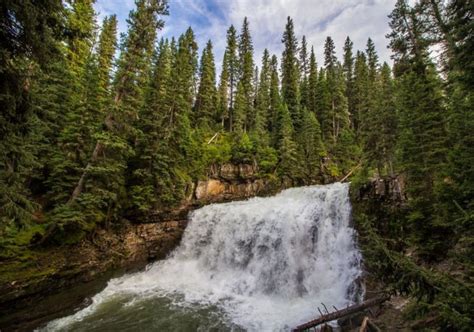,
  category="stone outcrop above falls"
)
[354,175,406,203]
[195,163,267,202]
[195,178,267,202]
[148,163,283,222]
